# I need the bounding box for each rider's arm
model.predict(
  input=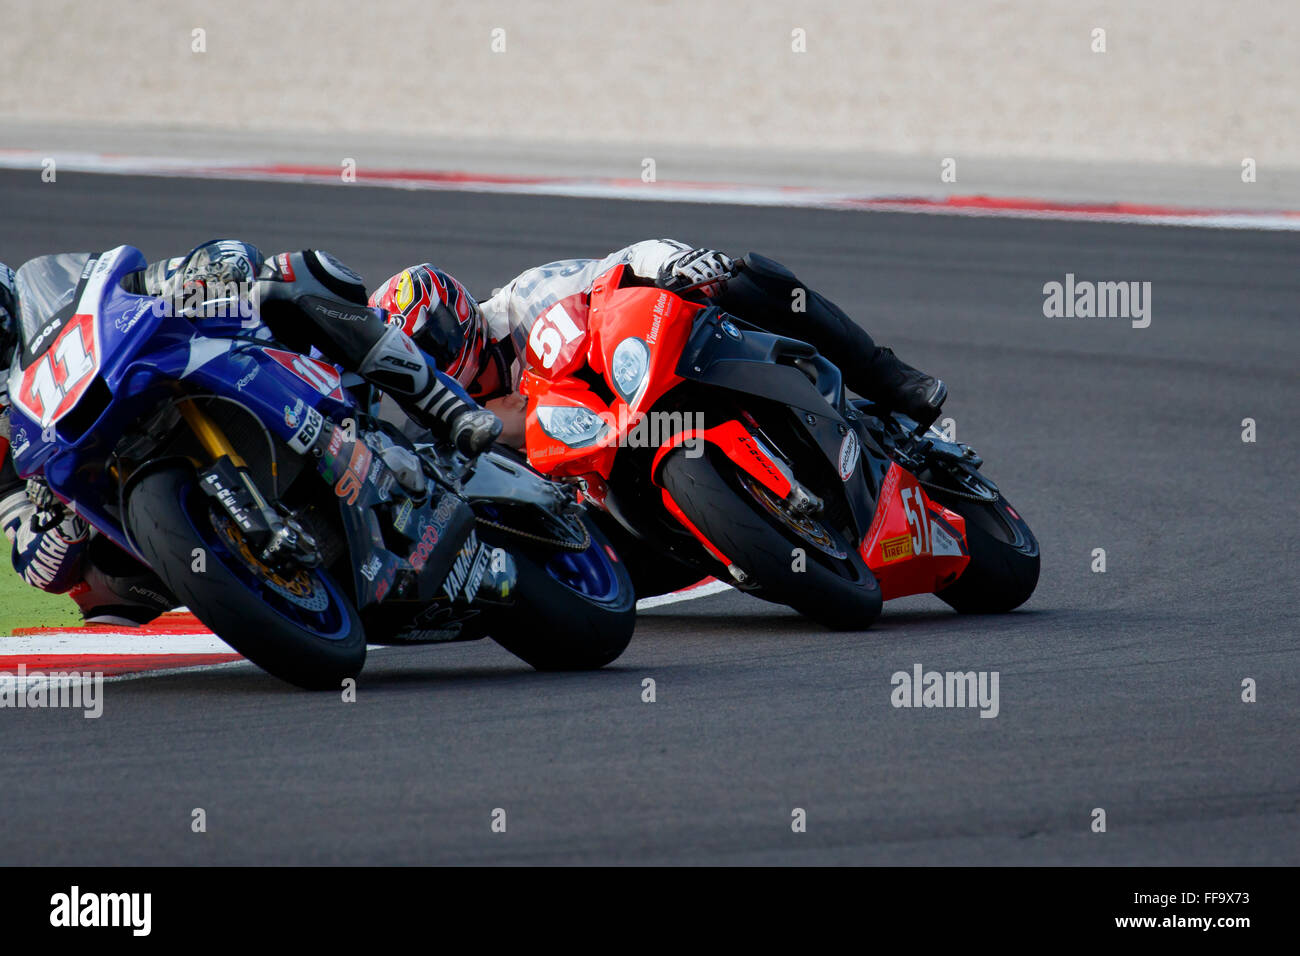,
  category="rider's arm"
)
[484,393,527,449]
[479,239,699,367]
[621,239,695,280]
